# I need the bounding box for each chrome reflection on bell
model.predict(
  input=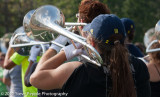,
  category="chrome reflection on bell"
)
[23,10,35,40]
[155,20,160,39]
[12,26,32,44]
[29,5,103,66]
[145,21,160,53]
[30,5,65,42]
[144,28,155,48]
[155,20,160,33]
[10,26,32,56]
[23,10,35,33]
